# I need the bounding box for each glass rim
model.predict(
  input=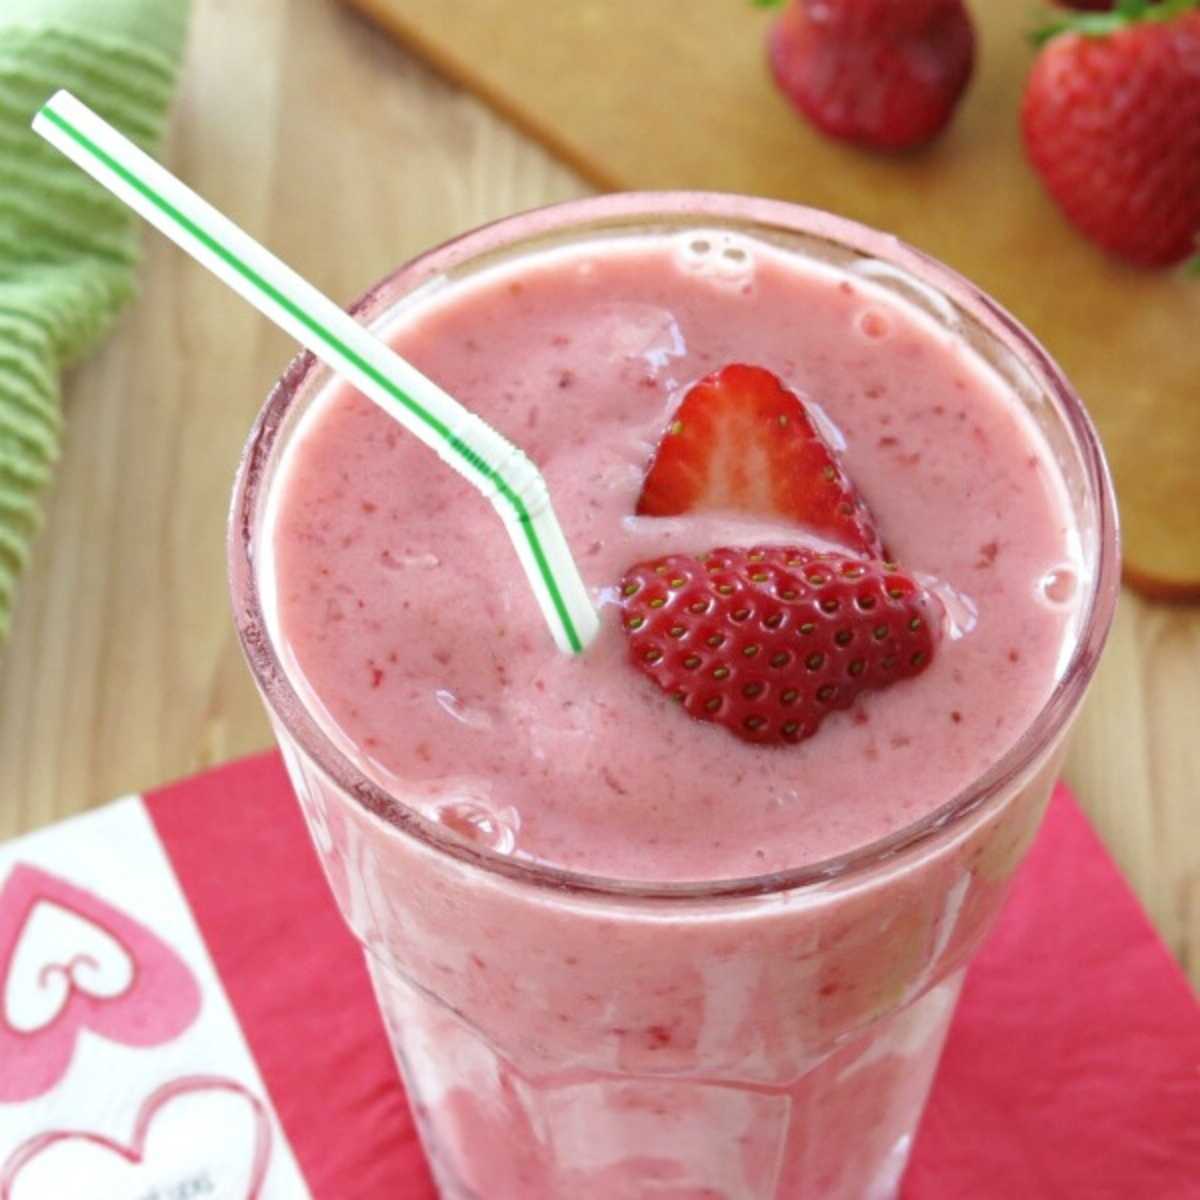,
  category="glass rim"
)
[228,191,1120,902]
